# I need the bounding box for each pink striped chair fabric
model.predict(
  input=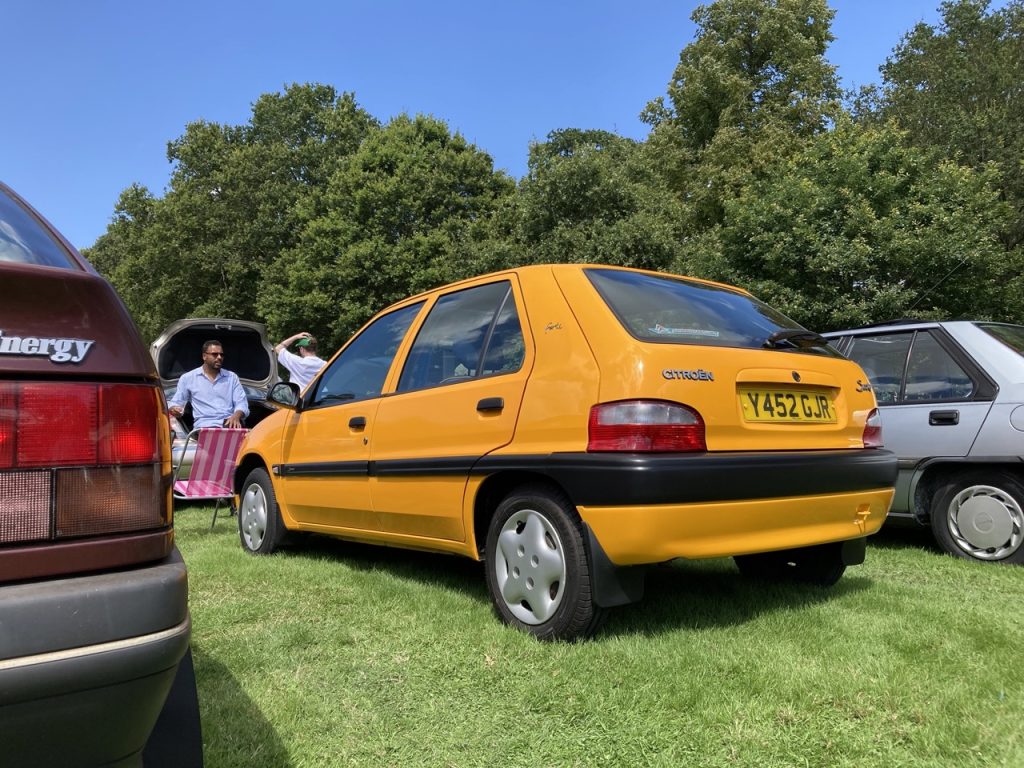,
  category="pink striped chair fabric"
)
[172,427,247,505]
